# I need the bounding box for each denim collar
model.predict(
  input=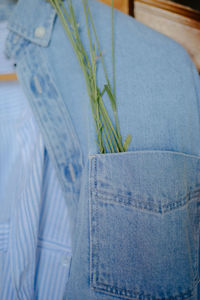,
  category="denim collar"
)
[3,0,56,47]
